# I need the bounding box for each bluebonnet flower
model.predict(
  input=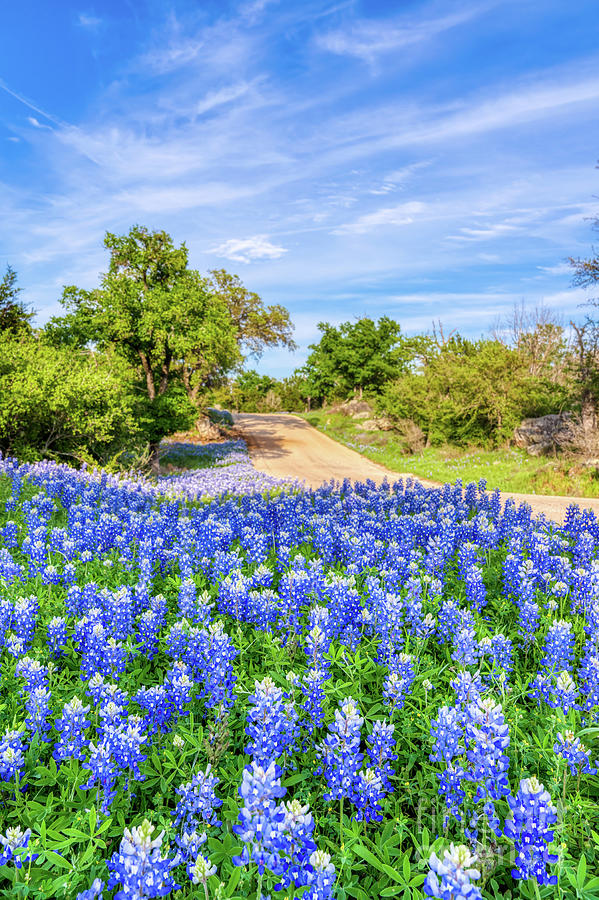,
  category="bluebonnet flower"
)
[541,620,576,673]
[106,819,180,899]
[15,656,49,692]
[25,686,52,739]
[463,697,511,835]
[504,777,558,885]
[301,668,327,736]
[424,844,482,900]
[430,706,463,764]
[517,600,540,646]
[246,676,299,766]
[0,729,26,782]
[164,663,196,718]
[354,768,386,822]
[383,653,415,711]
[232,761,287,875]
[554,731,595,776]
[102,638,129,681]
[279,799,317,888]
[301,849,337,900]
[135,685,172,735]
[366,720,397,792]
[452,626,480,667]
[75,878,105,900]
[173,765,222,831]
[478,634,513,682]
[47,616,68,658]
[13,595,39,648]
[464,566,487,612]
[112,717,148,784]
[530,670,579,714]
[437,764,468,825]
[54,696,91,762]
[173,829,208,867]
[437,599,463,644]
[136,610,162,660]
[0,826,38,869]
[80,740,120,815]
[317,697,363,803]
[188,853,217,889]
[578,650,599,711]
[451,672,484,707]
